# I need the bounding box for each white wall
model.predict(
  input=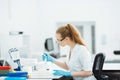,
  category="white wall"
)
[37,0,120,59]
[0,0,9,34]
[0,0,120,59]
